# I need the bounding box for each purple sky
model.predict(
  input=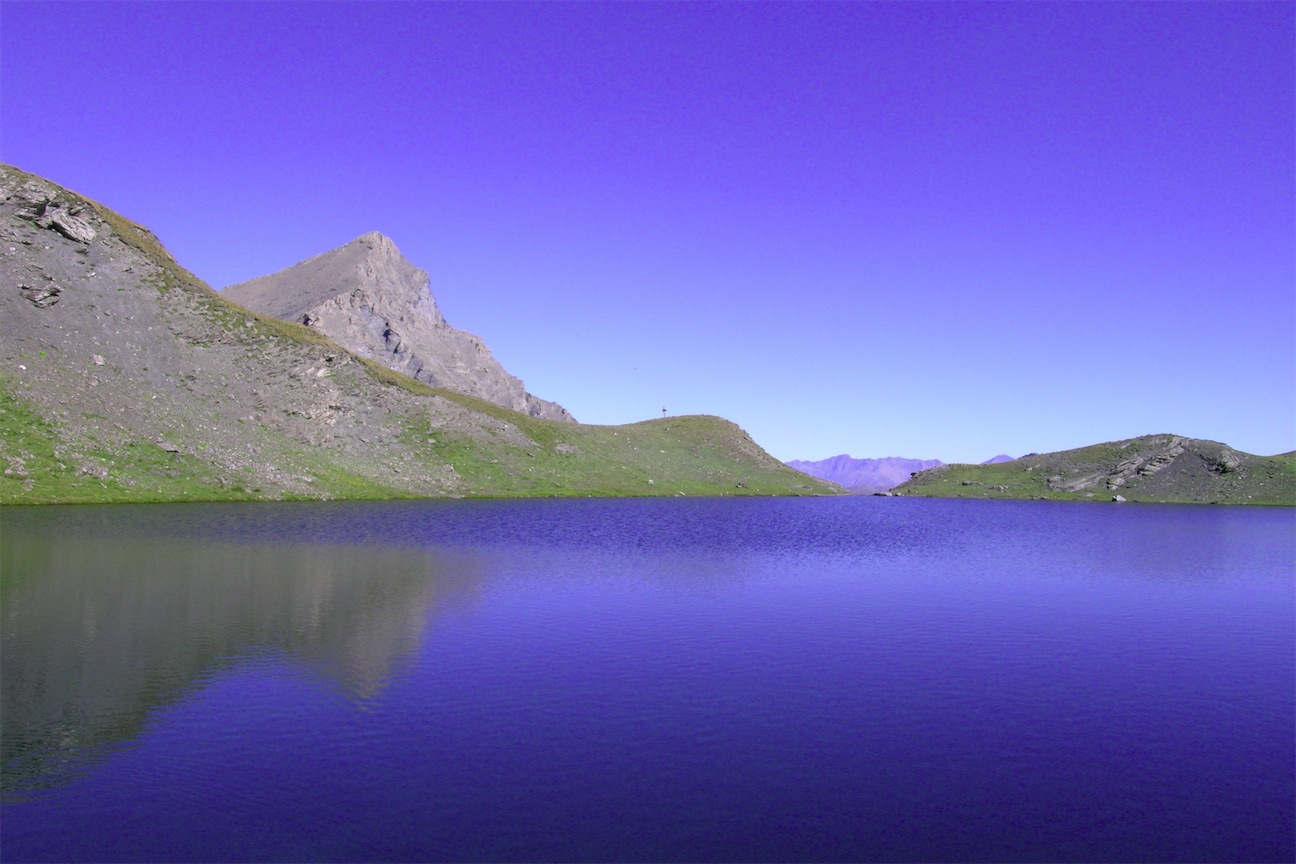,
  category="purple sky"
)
[3,1,1292,462]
